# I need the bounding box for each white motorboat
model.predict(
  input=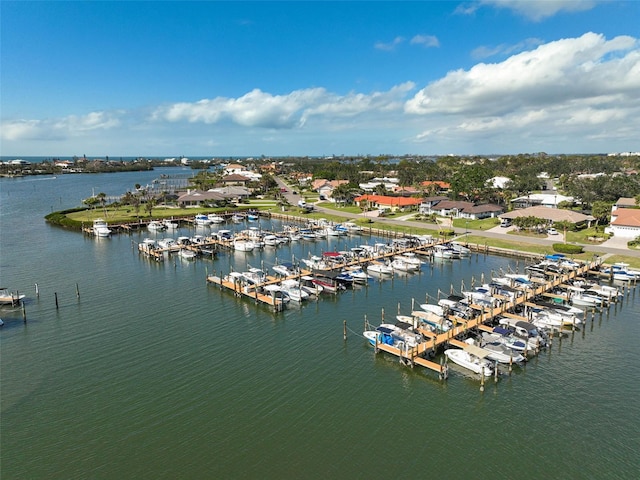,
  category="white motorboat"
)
[444,348,495,376]
[363,325,423,352]
[410,310,452,333]
[272,262,298,277]
[498,318,548,350]
[241,267,267,285]
[420,303,445,317]
[366,261,393,276]
[163,219,178,230]
[481,327,529,353]
[602,262,640,281]
[208,214,225,224]
[147,220,167,232]
[279,279,309,302]
[300,276,324,295]
[341,222,364,234]
[92,218,112,237]
[450,242,471,256]
[263,234,279,247]
[194,214,212,226]
[179,248,197,260]
[261,284,290,305]
[566,286,603,307]
[343,266,372,284]
[231,213,245,223]
[233,239,255,252]
[157,238,176,249]
[395,252,423,267]
[389,258,419,272]
[432,244,459,259]
[466,338,525,364]
[0,288,26,305]
[301,256,330,270]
